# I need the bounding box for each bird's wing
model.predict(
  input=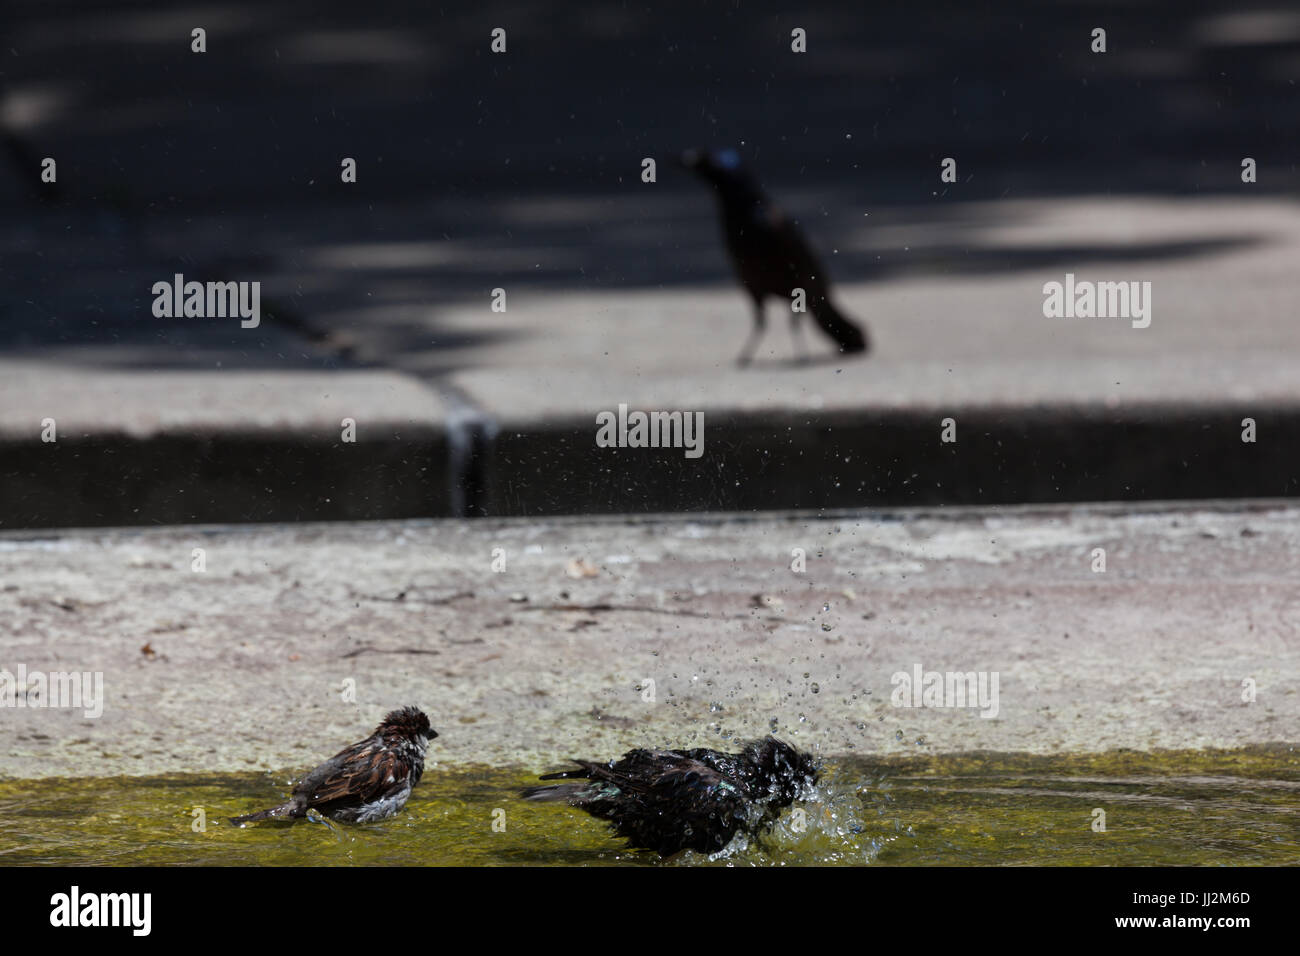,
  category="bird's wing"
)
[648,761,747,822]
[655,760,732,792]
[766,209,830,295]
[574,750,697,796]
[293,740,406,809]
